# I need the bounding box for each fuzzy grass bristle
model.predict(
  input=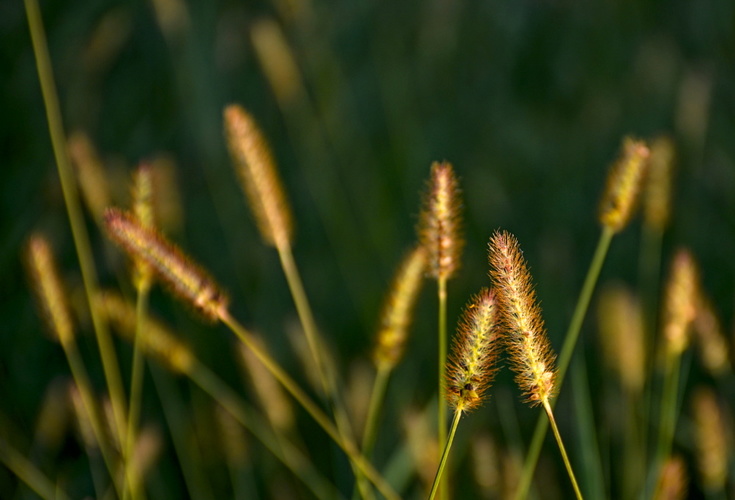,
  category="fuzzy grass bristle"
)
[692,387,727,492]
[417,161,464,281]
[662,249,699,358]
[103,207,228,321]
[373,245,427,371]
[445,288,499,413]
[488,230,556,407]
[599,137,650,233]
[692,292,731,375]
[25,234,75,346]
[224,104,294,249]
